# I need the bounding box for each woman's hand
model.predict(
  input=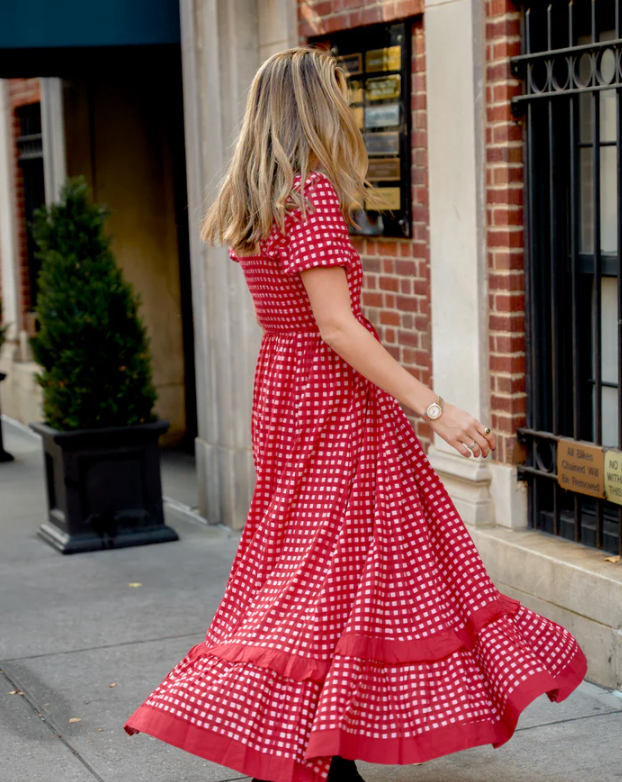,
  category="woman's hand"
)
[297,267,497,460]
[429,402,496,459]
